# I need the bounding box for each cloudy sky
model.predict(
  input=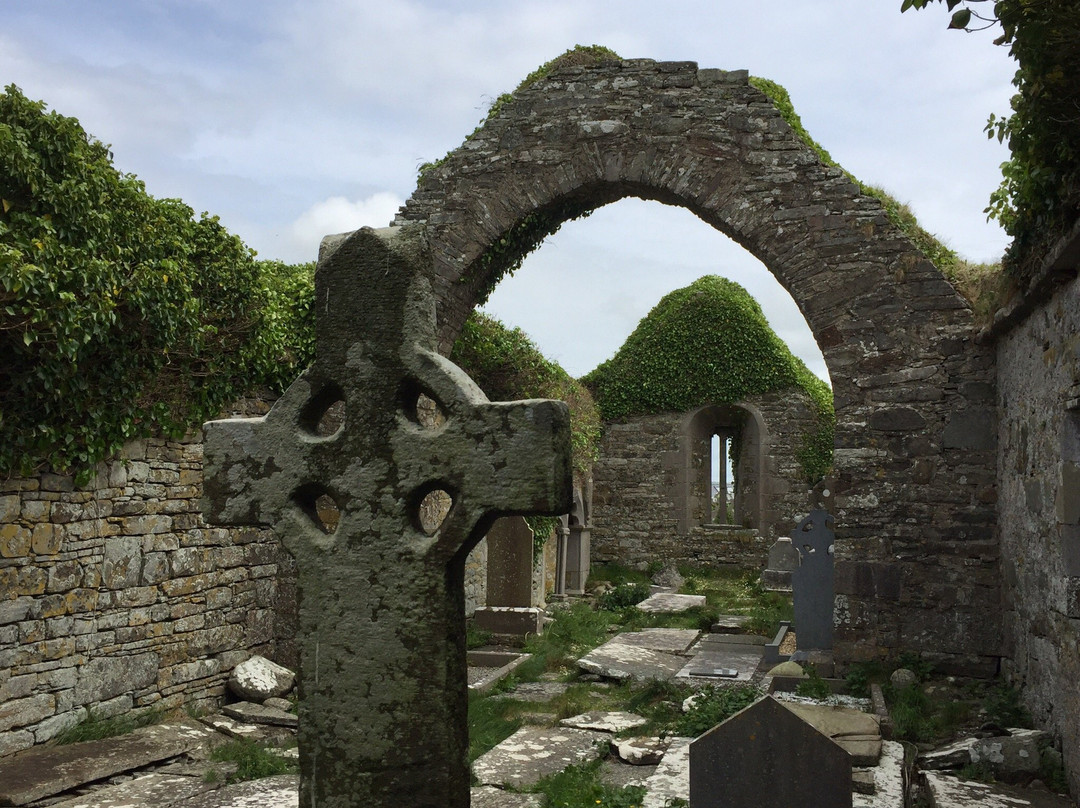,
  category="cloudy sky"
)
[1,1,1017,381]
